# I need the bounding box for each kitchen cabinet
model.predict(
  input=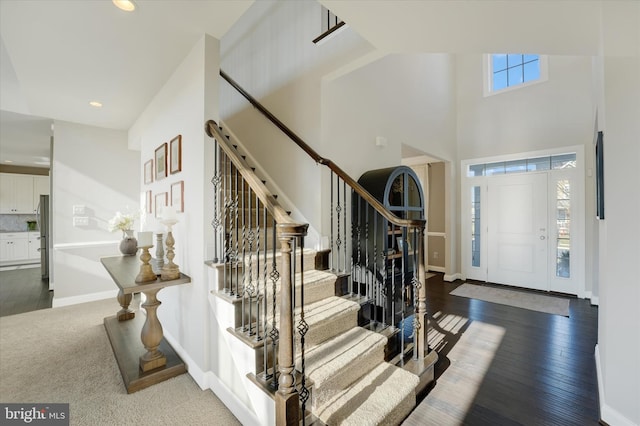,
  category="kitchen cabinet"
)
[0,173,48,214]
[28,232,41,259]
[0,233,30,262]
